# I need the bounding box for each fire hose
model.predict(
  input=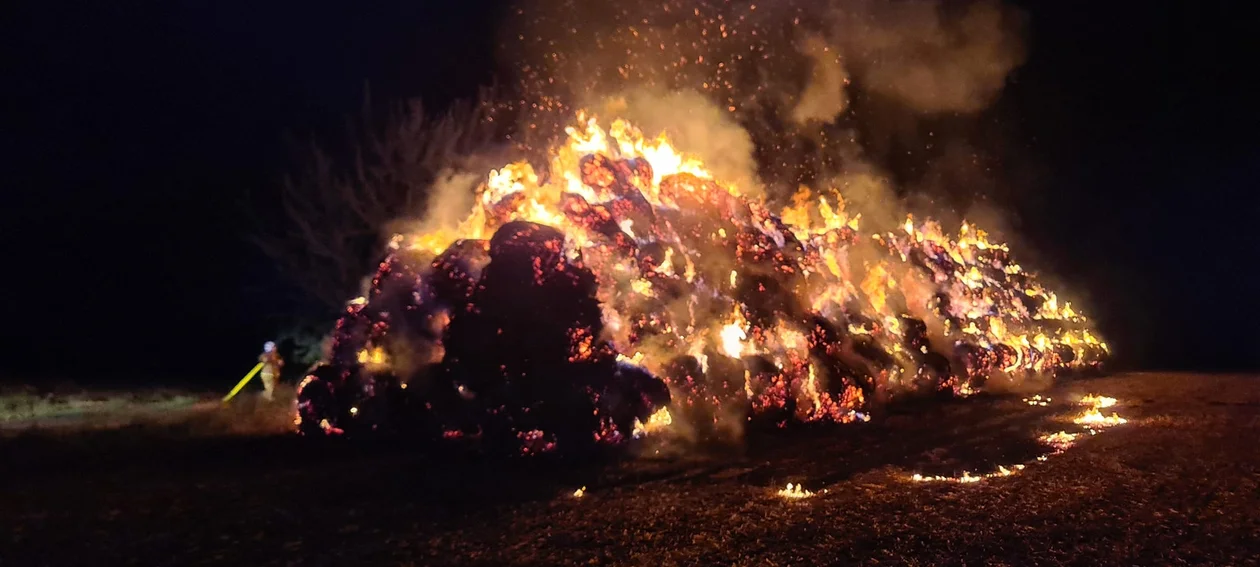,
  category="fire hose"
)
[222,362,265,404]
